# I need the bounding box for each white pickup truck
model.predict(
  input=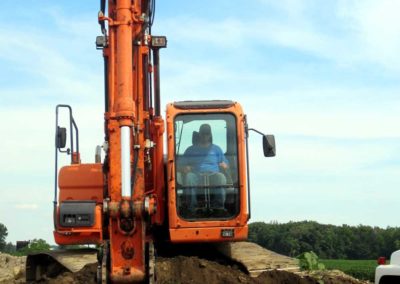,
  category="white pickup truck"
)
[375,250,400,284]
